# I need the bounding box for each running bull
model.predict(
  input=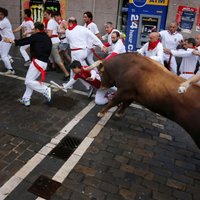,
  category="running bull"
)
[94,52,200,148]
